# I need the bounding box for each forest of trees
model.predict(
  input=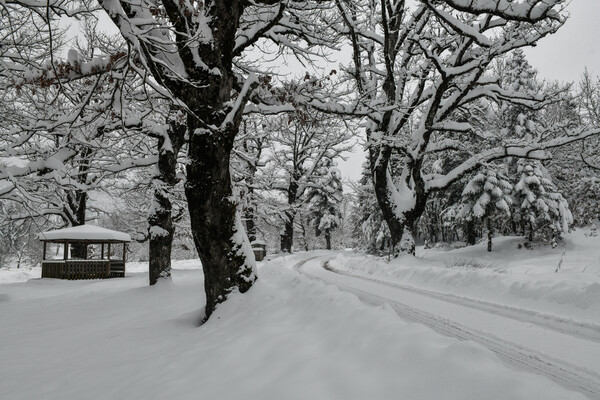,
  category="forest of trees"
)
[1,0,599,319]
